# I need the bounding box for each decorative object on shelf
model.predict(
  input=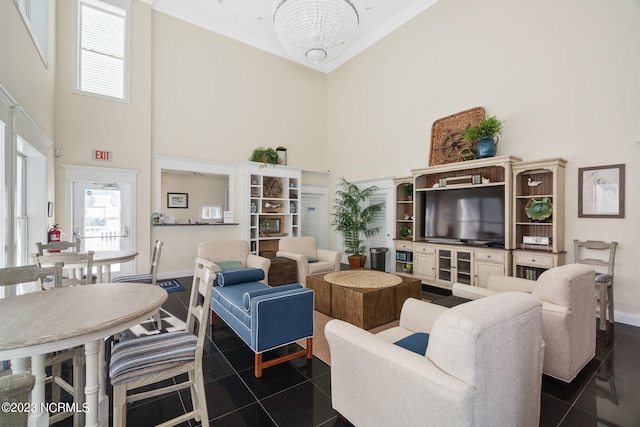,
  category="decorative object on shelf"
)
[250,147,279,166]
[525,197,553,221]
[527,177,543,187]
[290,203,296,213]
[263,176,283,198]
[472,174,482,185]
[578,164,625,218]
[276,146,287,165]
[272,0,359,64]
[404,183,413,200]
[462,115,504,159]
[404,263,413,273]
[167,192,188,208]
[250,203,257,213]
[429,107,486,166]
[264,202,281,209]
[482,177,491,184]
[332,178,385,268]
[400,226,412,240]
